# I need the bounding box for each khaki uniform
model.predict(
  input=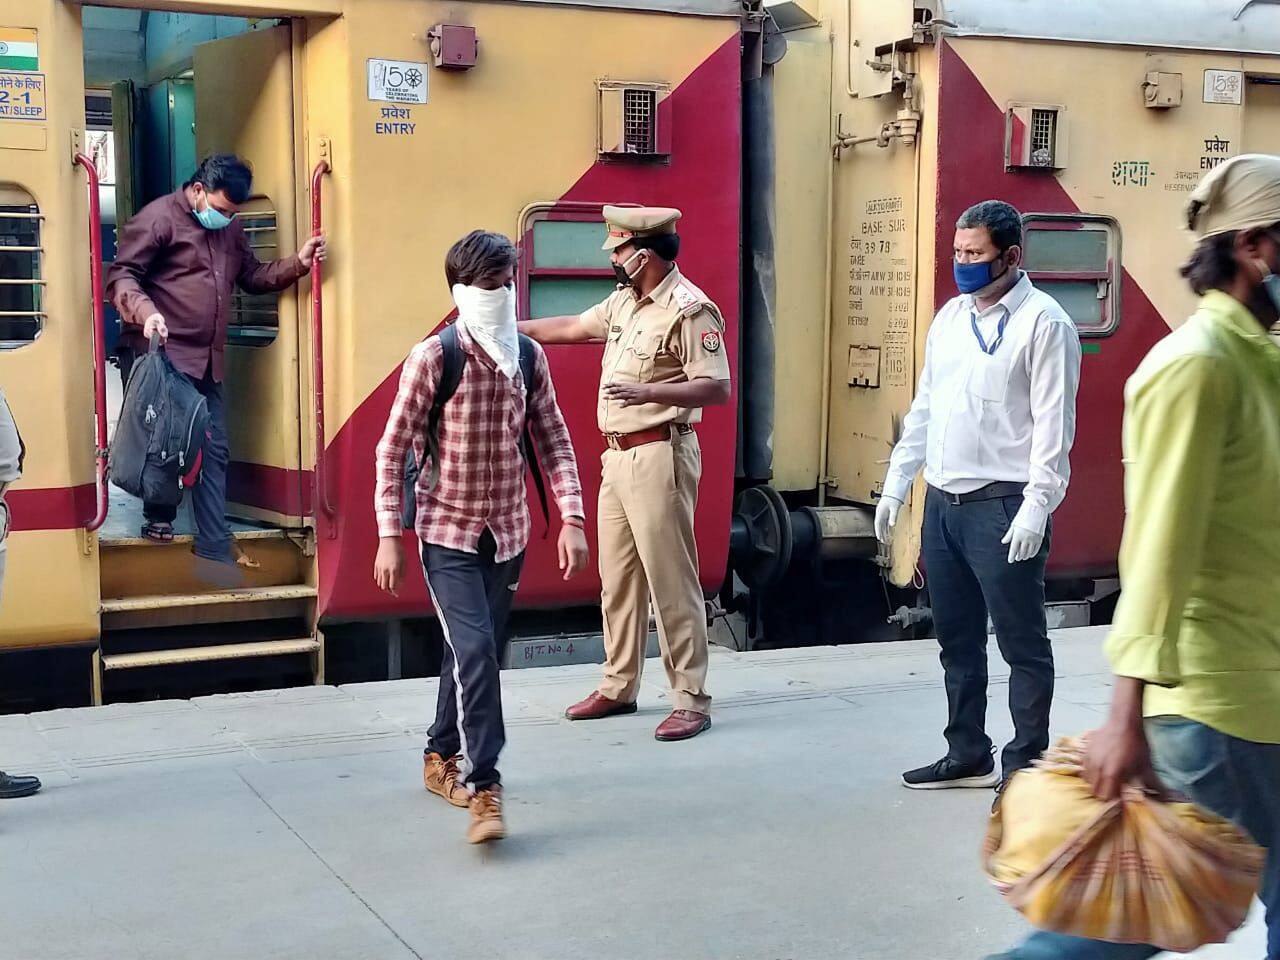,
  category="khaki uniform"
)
[580,262,730,714]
